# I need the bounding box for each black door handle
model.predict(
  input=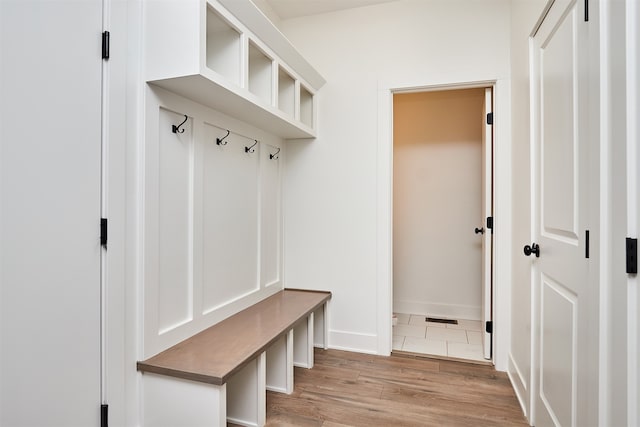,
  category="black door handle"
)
[524,243,540,257]
[475,227,484,235]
